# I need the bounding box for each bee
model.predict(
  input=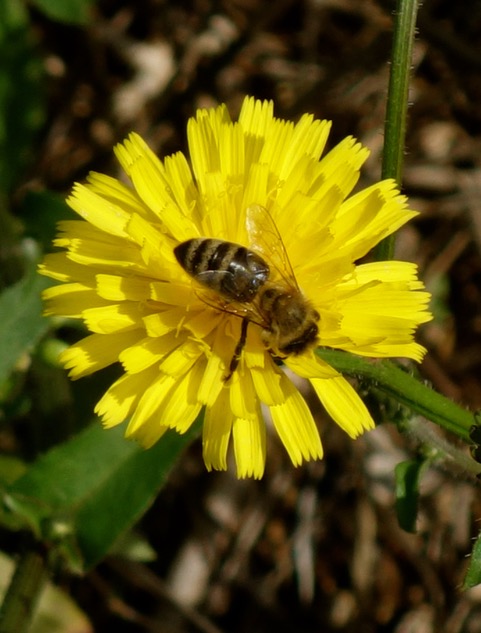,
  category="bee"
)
[174,205,320,380]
